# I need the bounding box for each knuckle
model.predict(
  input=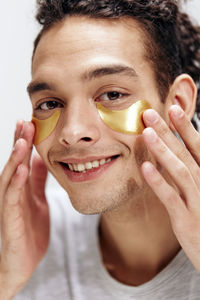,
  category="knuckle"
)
[175,163,189,179]
[158,124,169,139]
[4,193,19,208]
[166,189,178,203]
[157,142,167,155]
[176,147,188,162]
[173,217,185,234]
